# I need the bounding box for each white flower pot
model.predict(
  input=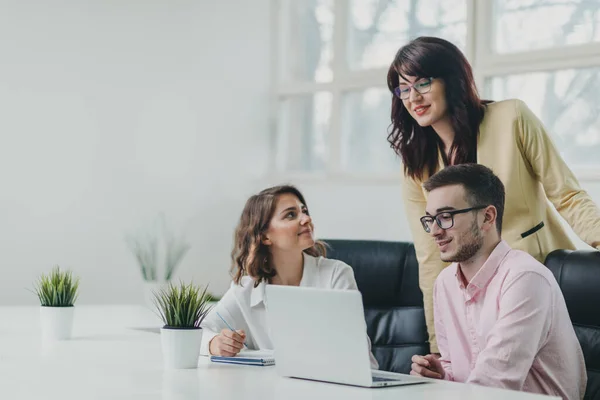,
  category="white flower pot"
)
[160,327,203,369]
[40,306,75,341]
